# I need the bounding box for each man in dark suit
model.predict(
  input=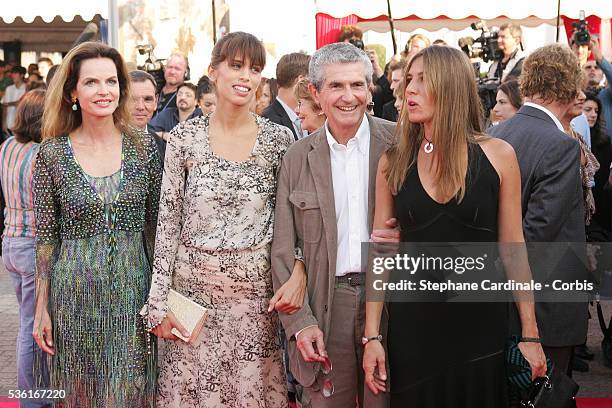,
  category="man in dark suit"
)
[262,53,310,141]
[489,44,588,374]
